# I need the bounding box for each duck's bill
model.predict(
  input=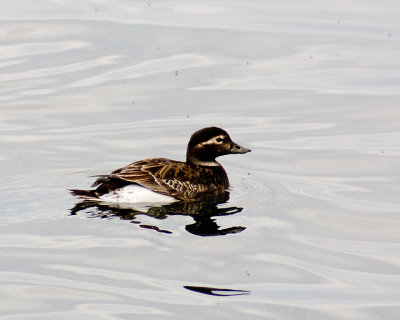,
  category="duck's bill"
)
[229,142,251,154]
